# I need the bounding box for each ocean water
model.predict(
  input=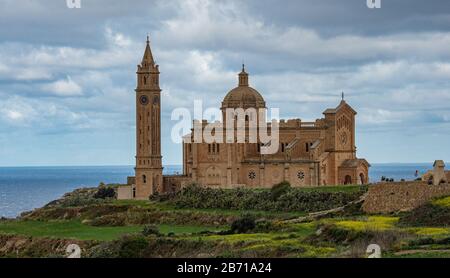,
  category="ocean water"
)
[0,163,435,218]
